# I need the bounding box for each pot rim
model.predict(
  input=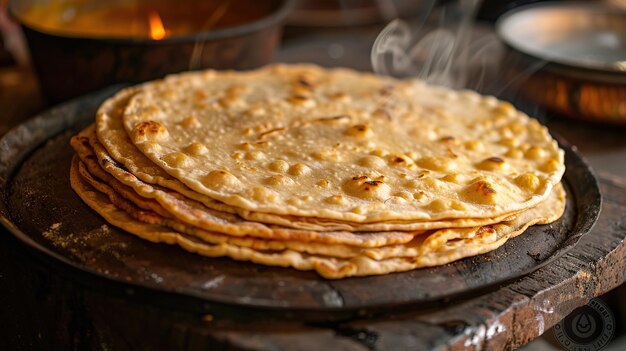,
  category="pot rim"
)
[8,0,295,45]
